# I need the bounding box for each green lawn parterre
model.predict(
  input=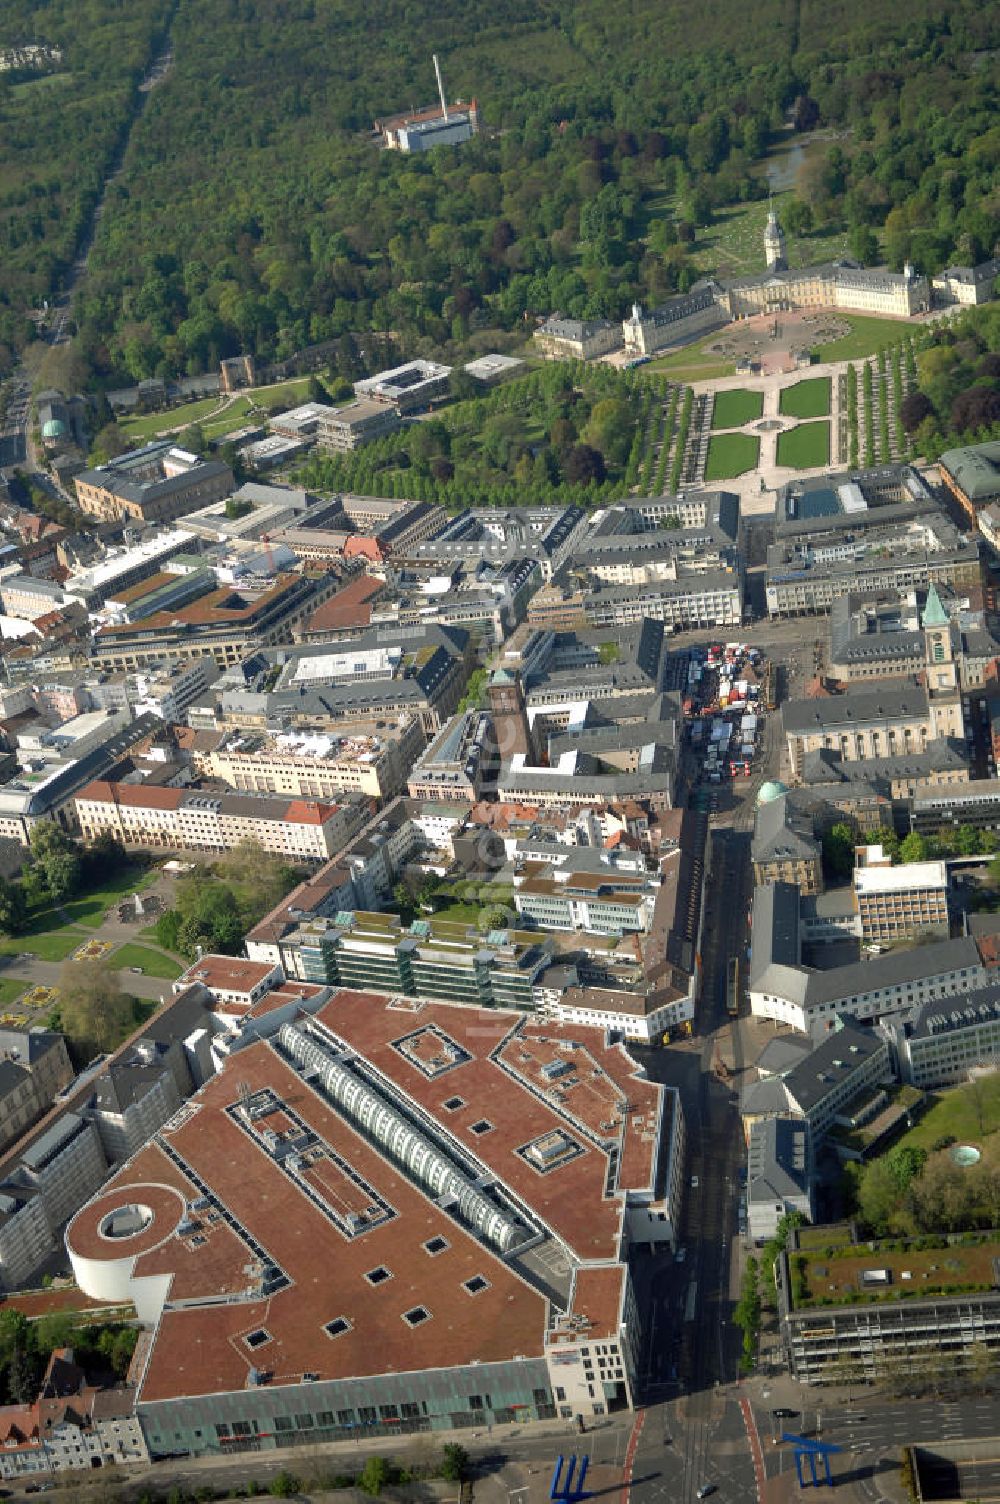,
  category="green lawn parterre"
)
[0,930,87,962]
[809,314,916,364]
[778,377,832,419]
[776,421,830,469]
[111,943,183,980]
[704,431,760,480]
[710,388,764,429]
